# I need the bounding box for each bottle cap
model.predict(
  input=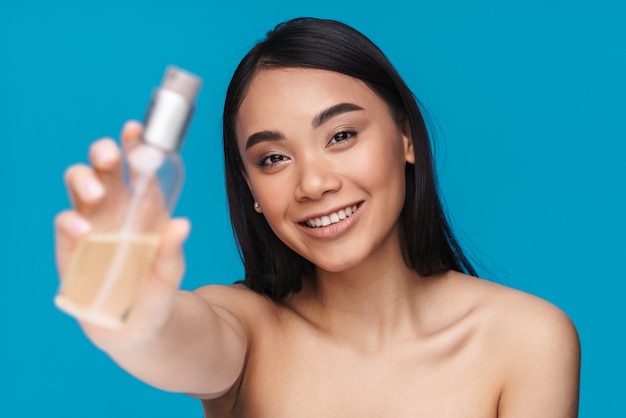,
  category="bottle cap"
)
[142,66,202,153]
[162,66,202,102]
